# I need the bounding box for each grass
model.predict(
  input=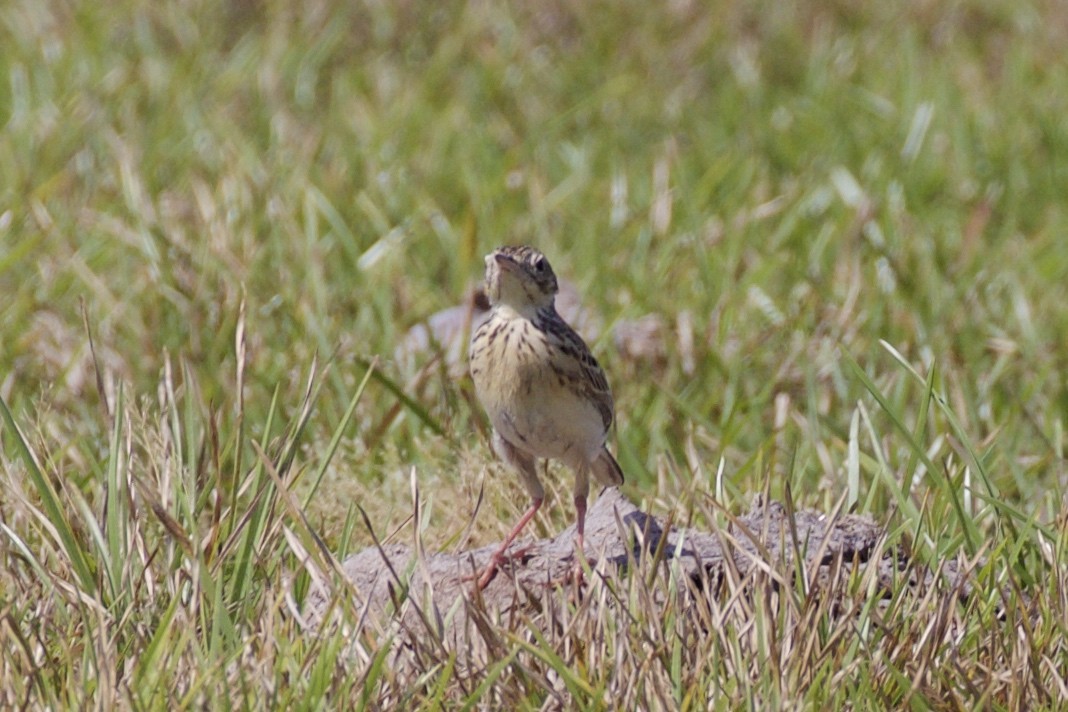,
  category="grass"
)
[2,0,1067,707]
